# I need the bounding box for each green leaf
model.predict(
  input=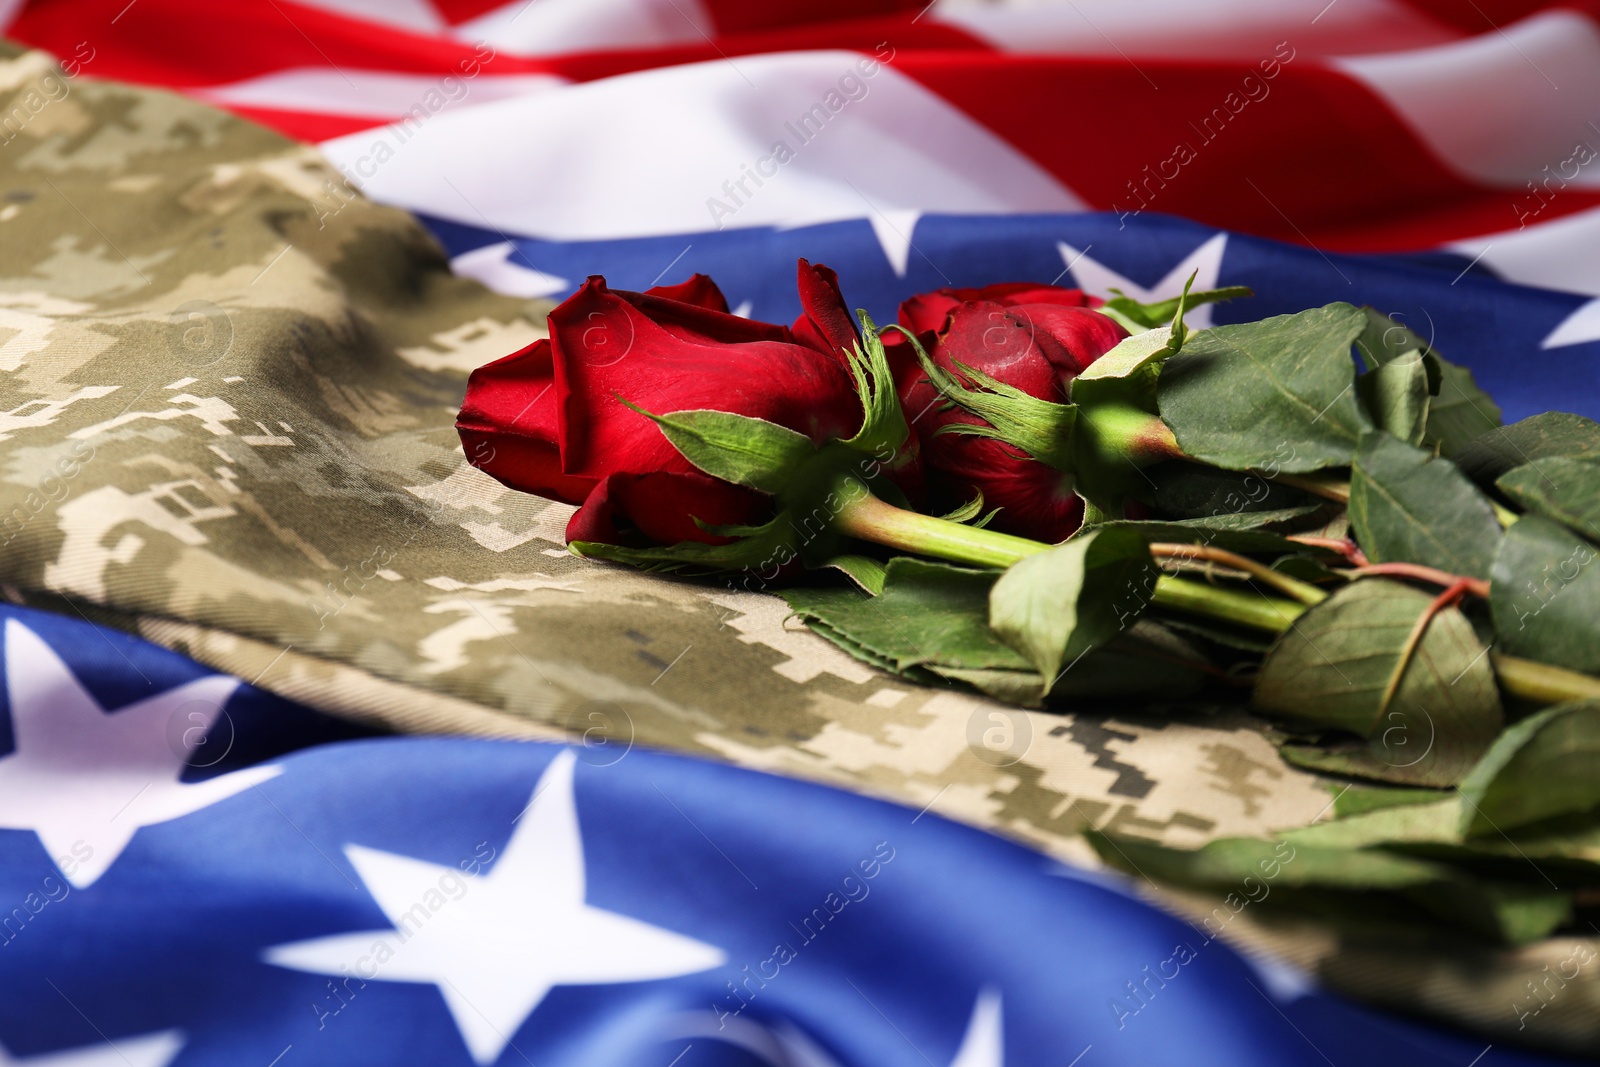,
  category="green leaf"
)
[1046,619,1209,700]
[782,557,1033,677]
[1068,327,1174,420]
[929,621,1209,705]
[1331,784,1450,819]
[1253,579,1503,786]
[1170,505,1327,532]
[1089,833,1434,892]
[1145,462,1317,521]
[625,404,816,494]
[1279,735,1481,789]
[988,527,1158,694]
[1157,303,1372,472]
[1352,306,1441,389]
[1348,430,1503,580]
[1097,284,1253,333]
[1497,456,1600,542]
[1072,272,1193,410]
[782,560,1203,705]
[1421,880,1572,945]
[1282,798,1460,850]
[1458,699,1600,836]
[923,665,1048,705]
[1076,323,1183,385]
[1350,306,1499,454]
[1488,514,1600,675]
[1159,615,1276,654]
[1082,515,1331,556]
[822,553,886,595]
[1453,412,1600,486]
[1086,831,1571,945]
[1285,793,1600,878]
[1357,356,1430,446]
[1499,812,1600,871]
[797,617,905,677]
[1425,360,1501,456]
